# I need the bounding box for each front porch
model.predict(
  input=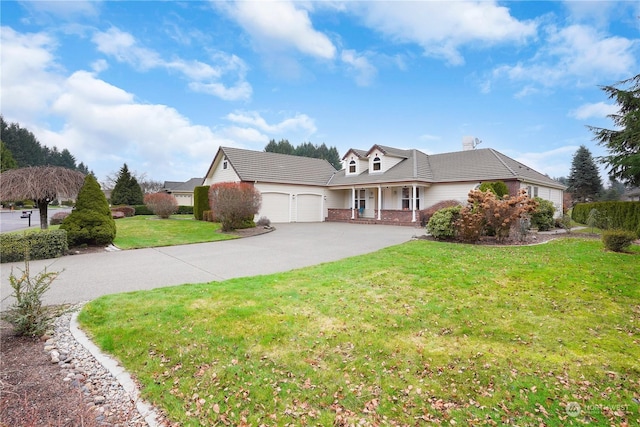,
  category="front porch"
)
[326,208,418,227]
